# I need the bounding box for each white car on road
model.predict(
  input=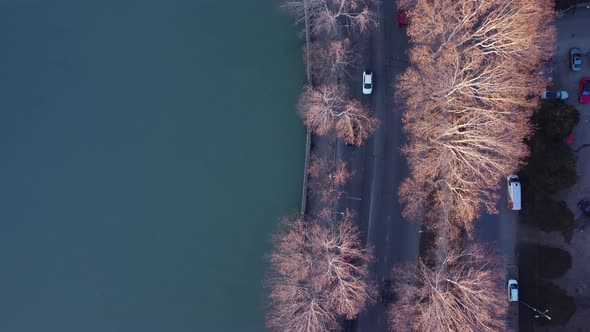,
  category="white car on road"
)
[363,71,373,95]
[508,279,518,302]
[507,175,521,211]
